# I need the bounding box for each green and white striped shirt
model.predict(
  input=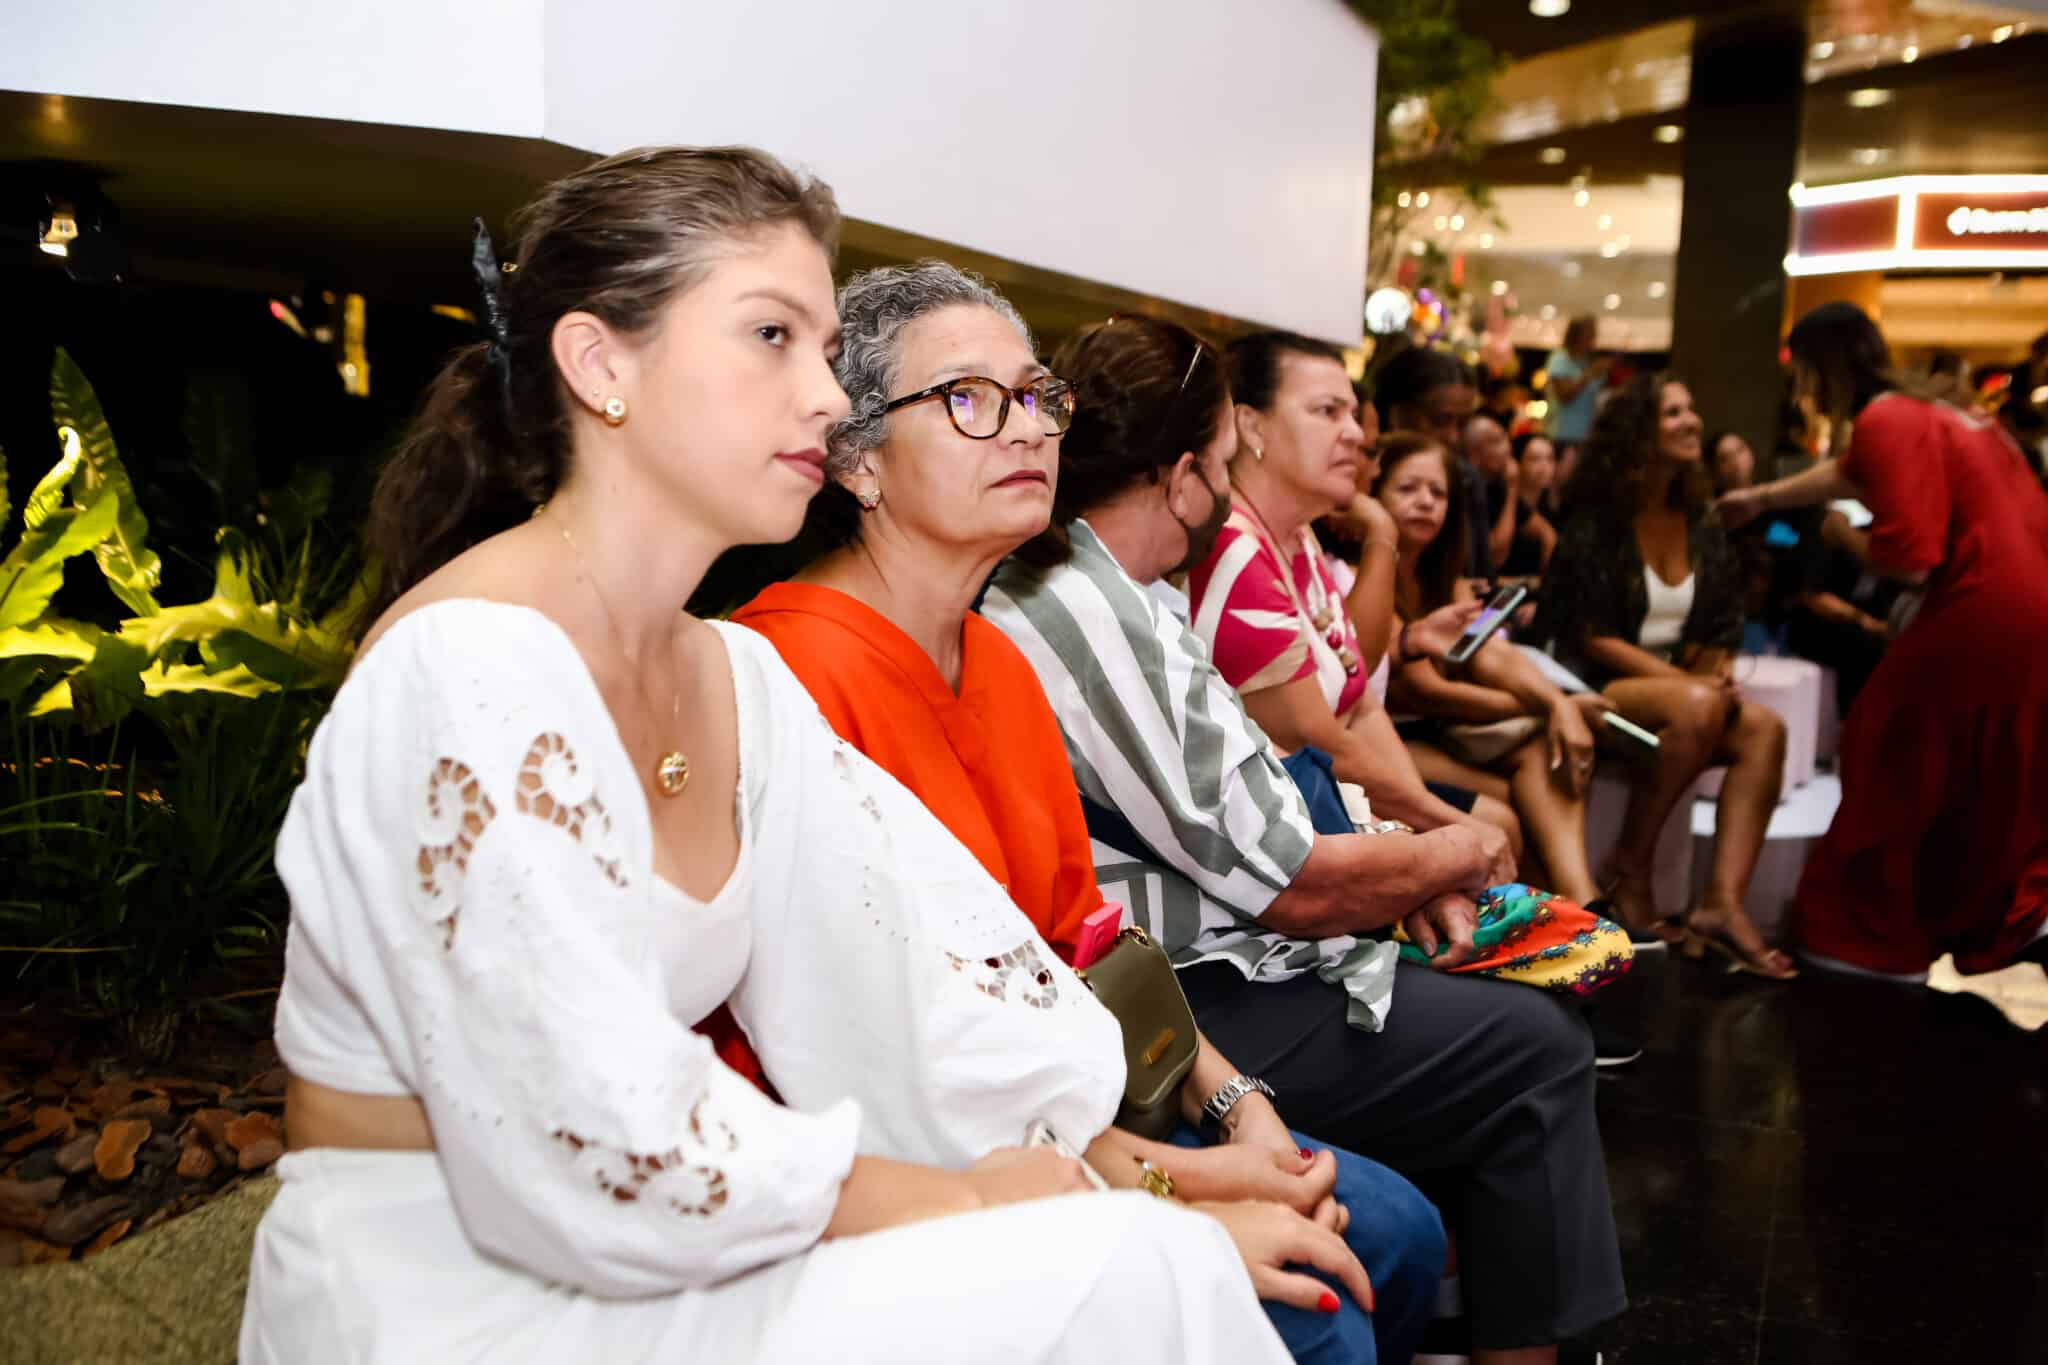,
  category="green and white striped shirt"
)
[984,519,1398,1030]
